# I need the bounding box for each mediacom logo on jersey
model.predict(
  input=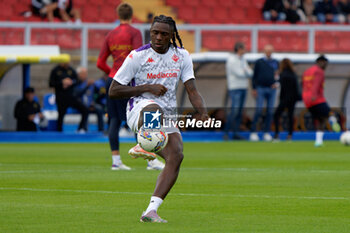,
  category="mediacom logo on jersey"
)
[147,72,178,79]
